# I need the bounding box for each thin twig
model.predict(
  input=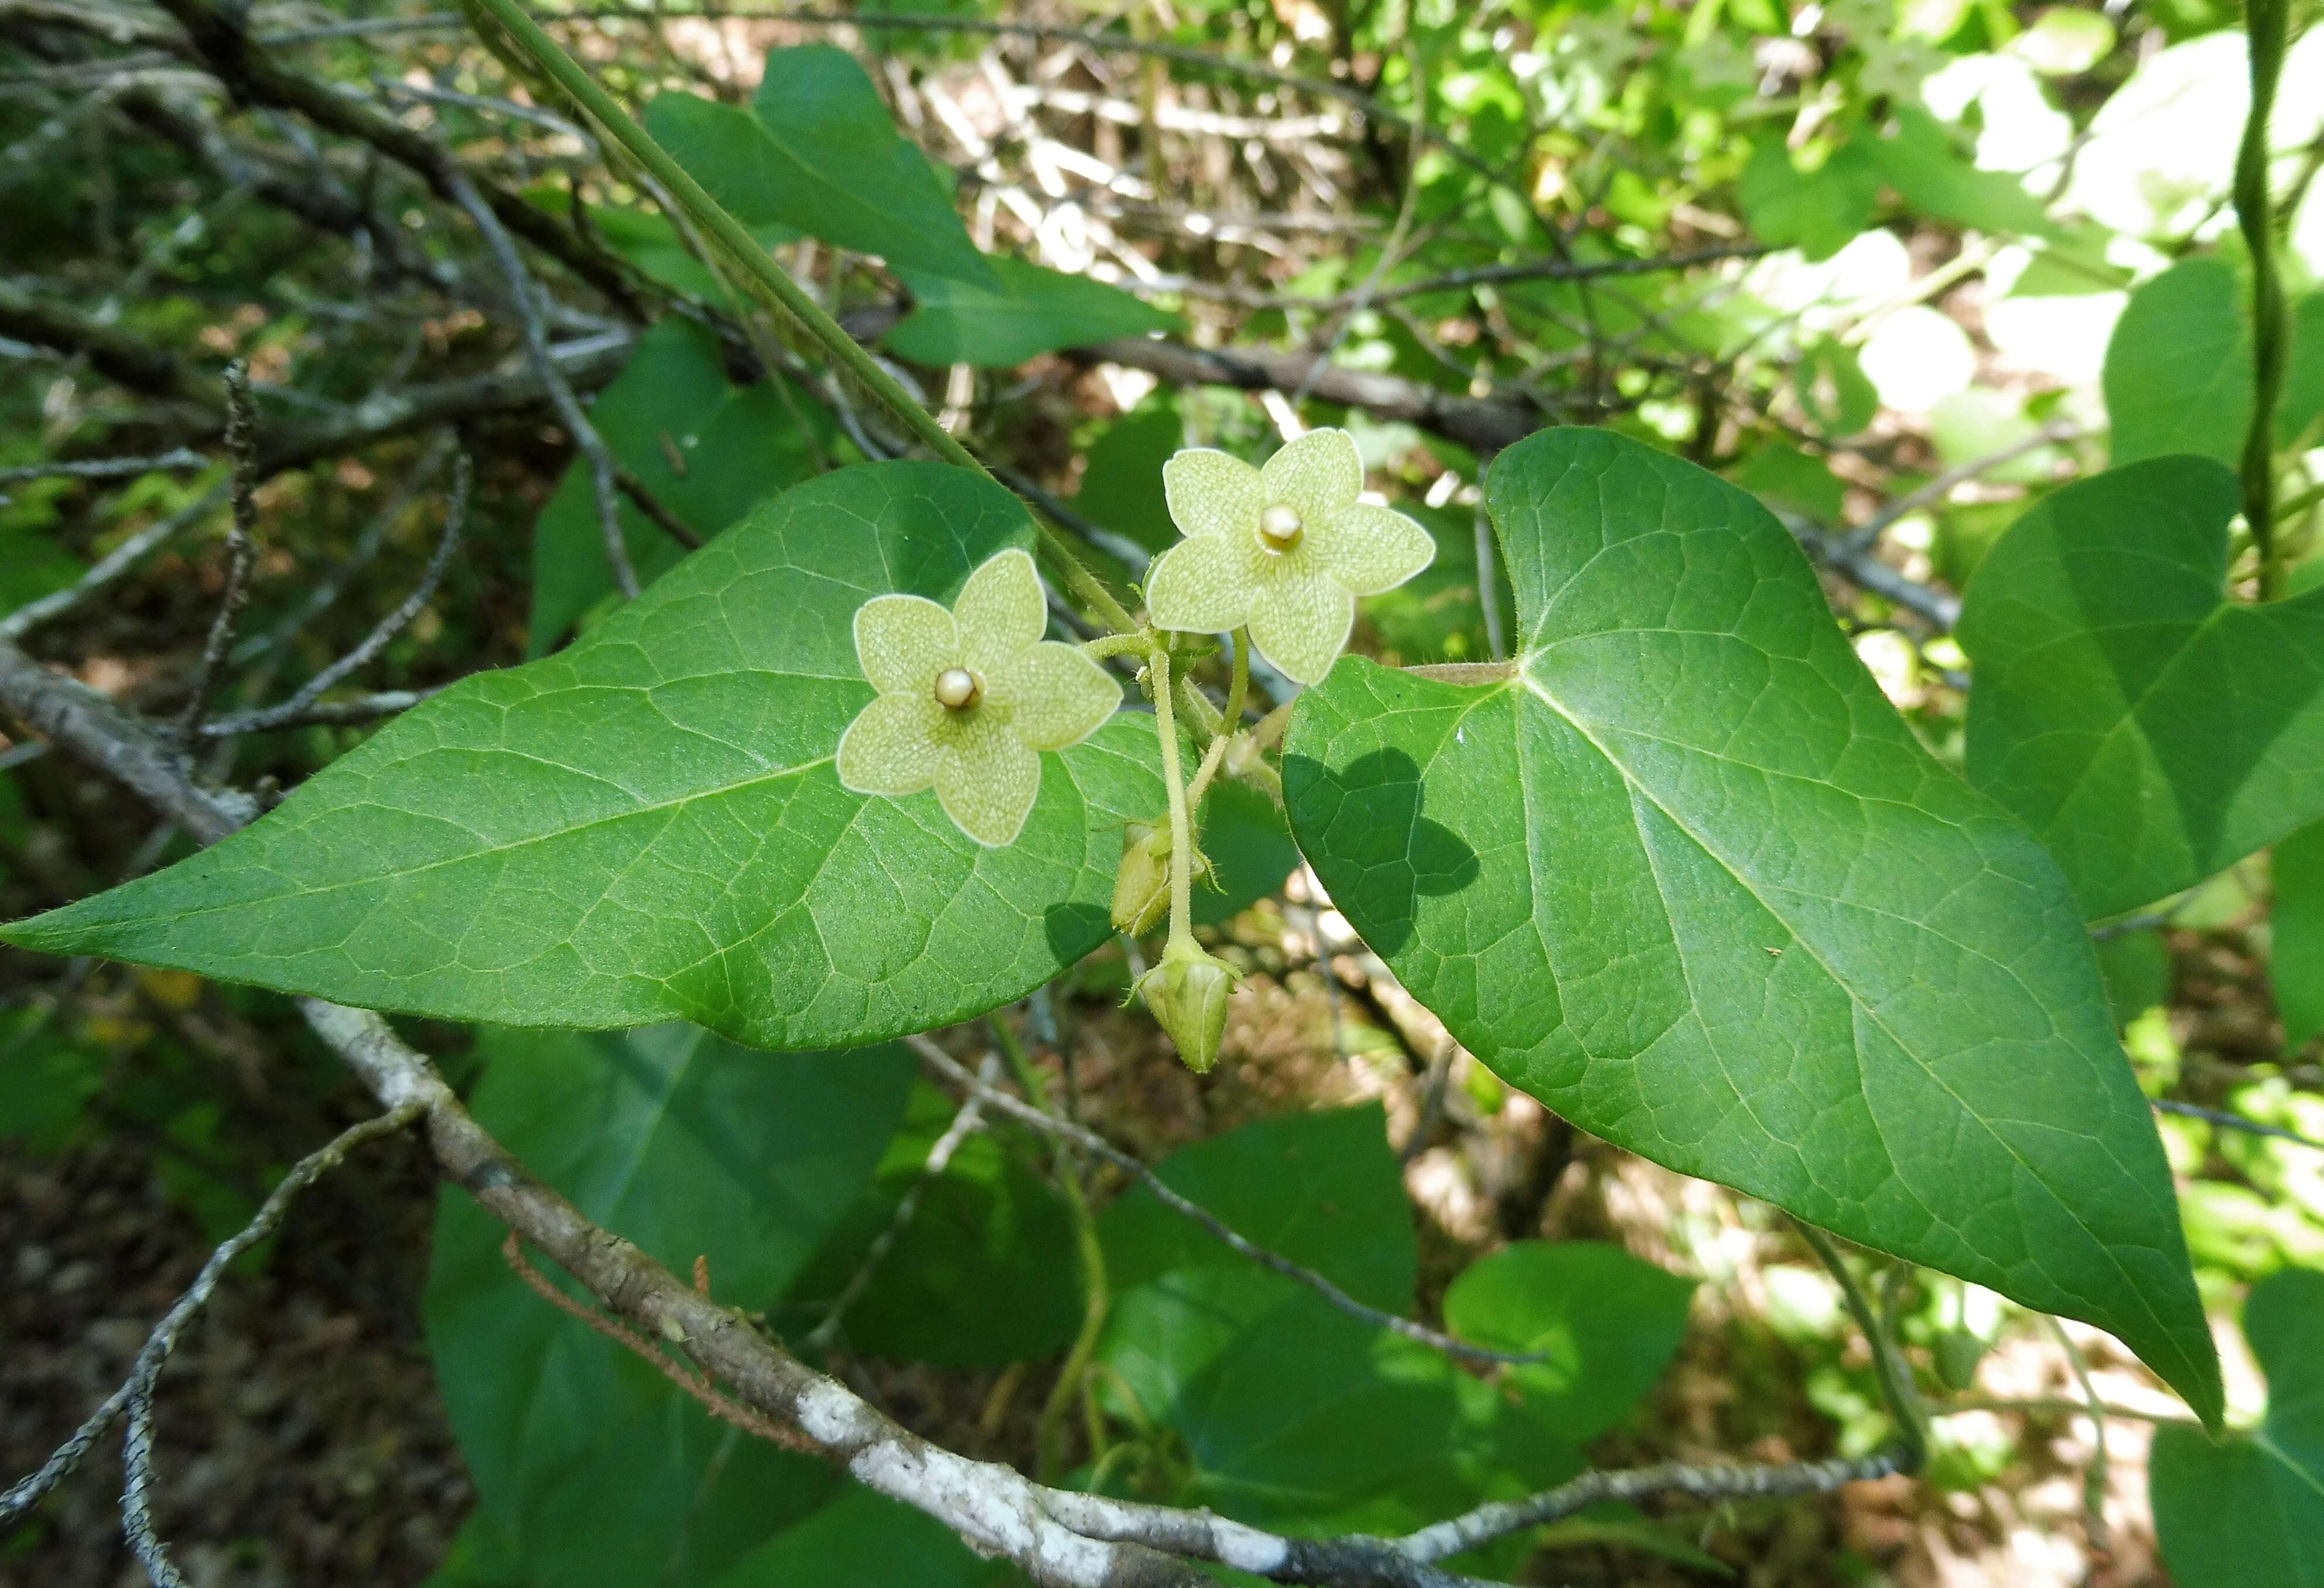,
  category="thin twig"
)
[2042,1315,2112,1553]
[206,454,467,737]
[174,362,261,748]
[2153,1098,2324,1151]
[1796,1222,1931,1471]
[200,686,448,738]
[910,1036,1546,1368]
[805,1057,1000,1353]
[500,1233,819,1454]
[1843,422,2079,554]
[446,172,640,599]
[234,433,456,665]
[0,482,227,645]
[1,1105,422,1538]
[0,449,209,488]
[1382,1449,1906,1563]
